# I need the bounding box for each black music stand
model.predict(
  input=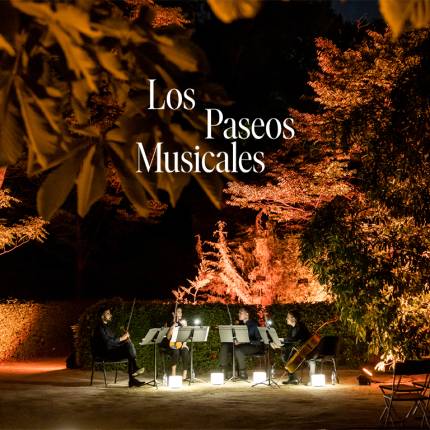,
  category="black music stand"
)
[139,327,168,388]
[251,327,280,388]
[176,326,210,385]
[218,325,250,383]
